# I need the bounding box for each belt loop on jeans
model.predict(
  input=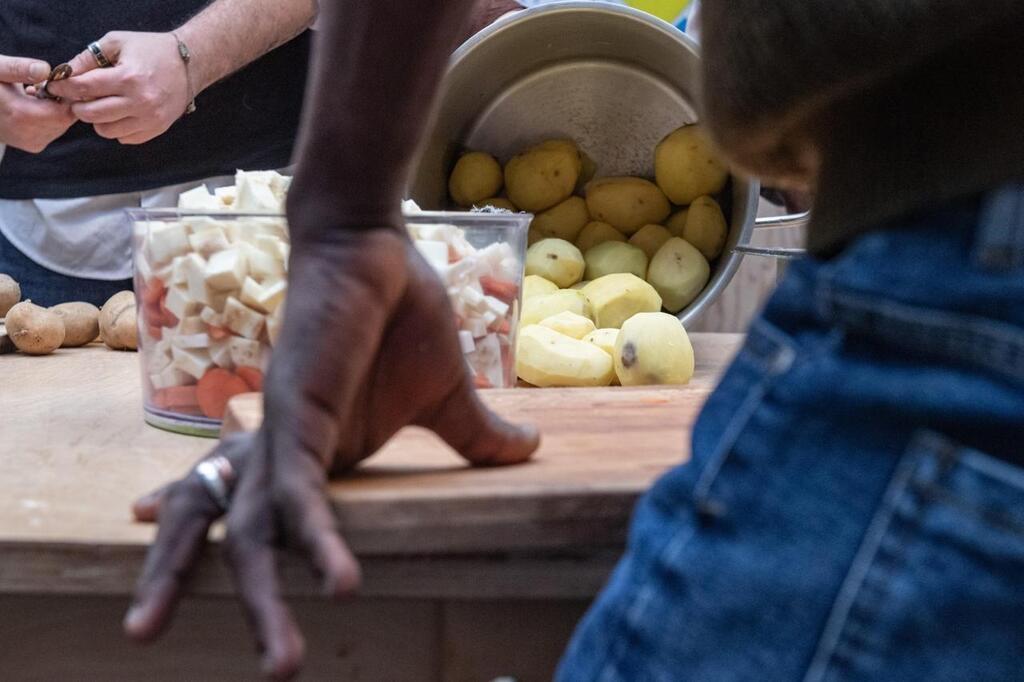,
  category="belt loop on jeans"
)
[974,183,1024,271]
